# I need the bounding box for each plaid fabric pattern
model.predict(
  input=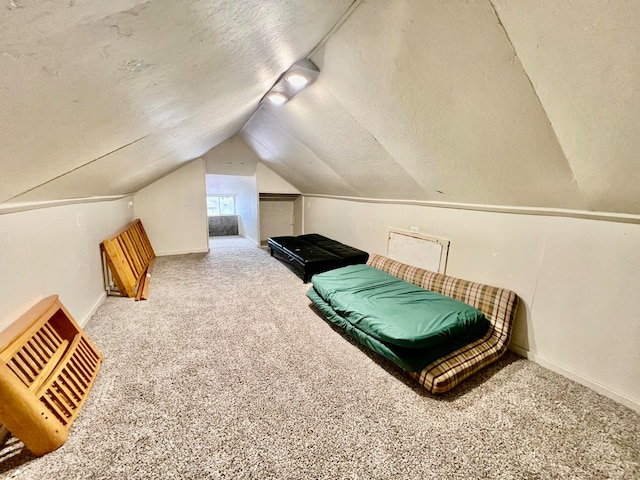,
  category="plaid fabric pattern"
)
[367,254,519,394]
